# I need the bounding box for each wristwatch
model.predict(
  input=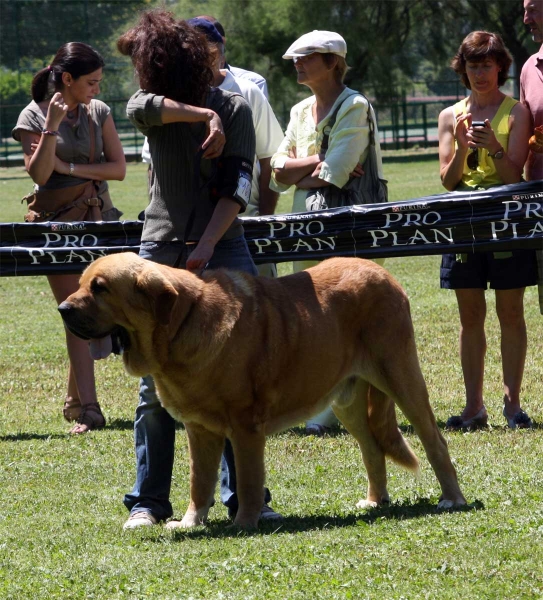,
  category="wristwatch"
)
[489,147,504,160]
[69,162,75,176]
